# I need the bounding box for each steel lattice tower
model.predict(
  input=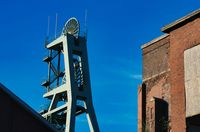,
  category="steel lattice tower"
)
[41,18,99,132]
